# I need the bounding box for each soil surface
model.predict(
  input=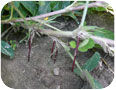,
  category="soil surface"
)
[1,12,114,89]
